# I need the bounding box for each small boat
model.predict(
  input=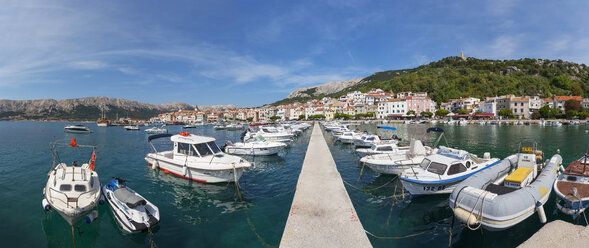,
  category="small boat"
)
[43,139,102,226]
[457,118,468,126]
[213,124,227,130]
[145,126,167,134]
[224,137,288,156]
[399,147,499,196]
[183,124,197,128]
[335,131,360,144]
[360,140,431,175]
[449,144,561,231]
[64,124,92,134]
[145,132,252,183]
[430,120,438,124]
[554,153,589,218]
[103,178,160,233]
[226,123,243,131]
[124,125,140,131]
[356,143,405,156]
